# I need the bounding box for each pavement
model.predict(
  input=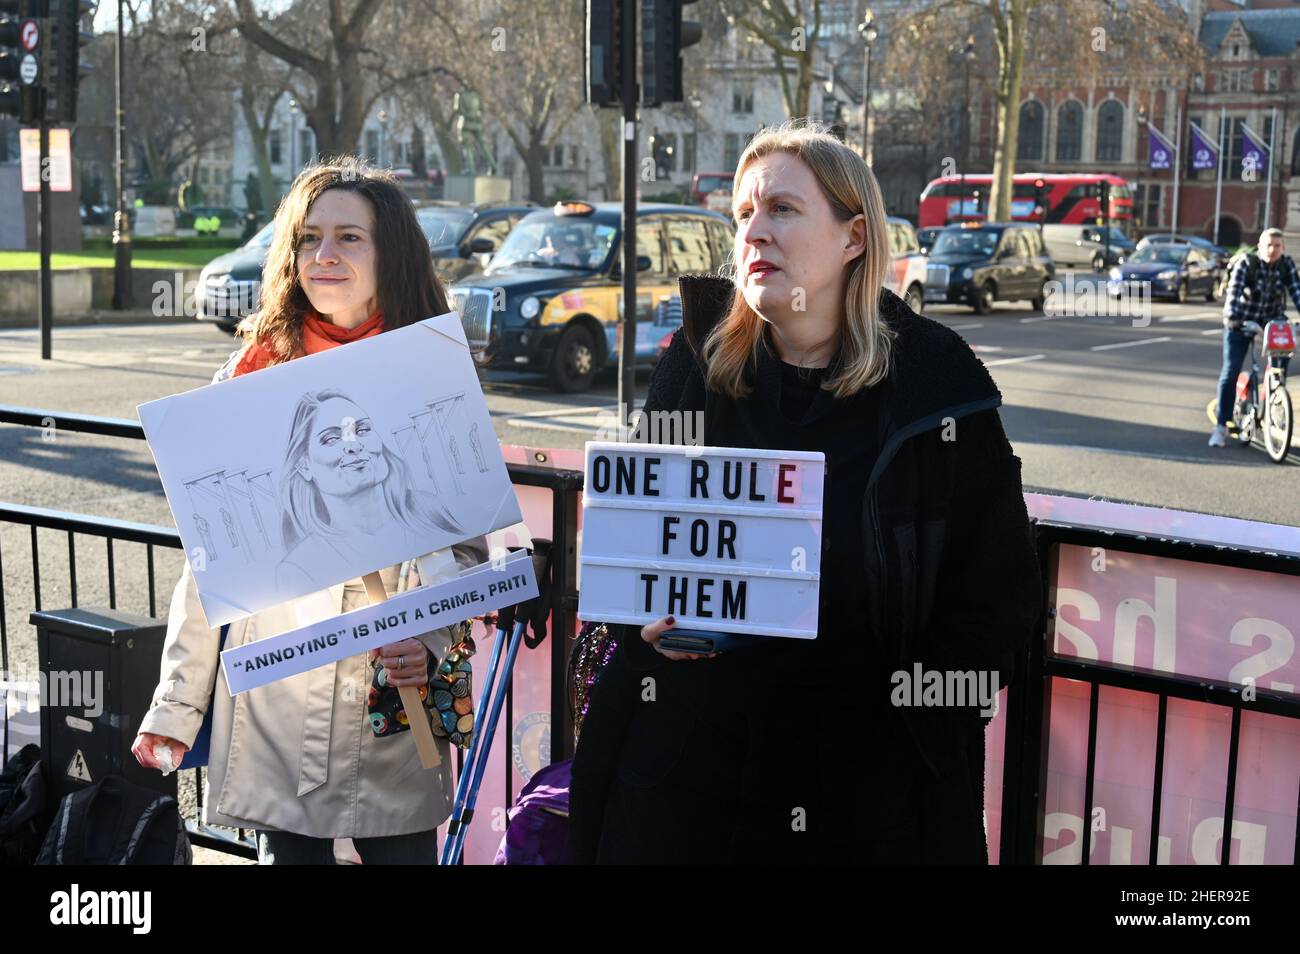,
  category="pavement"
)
[0,308,185,330]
